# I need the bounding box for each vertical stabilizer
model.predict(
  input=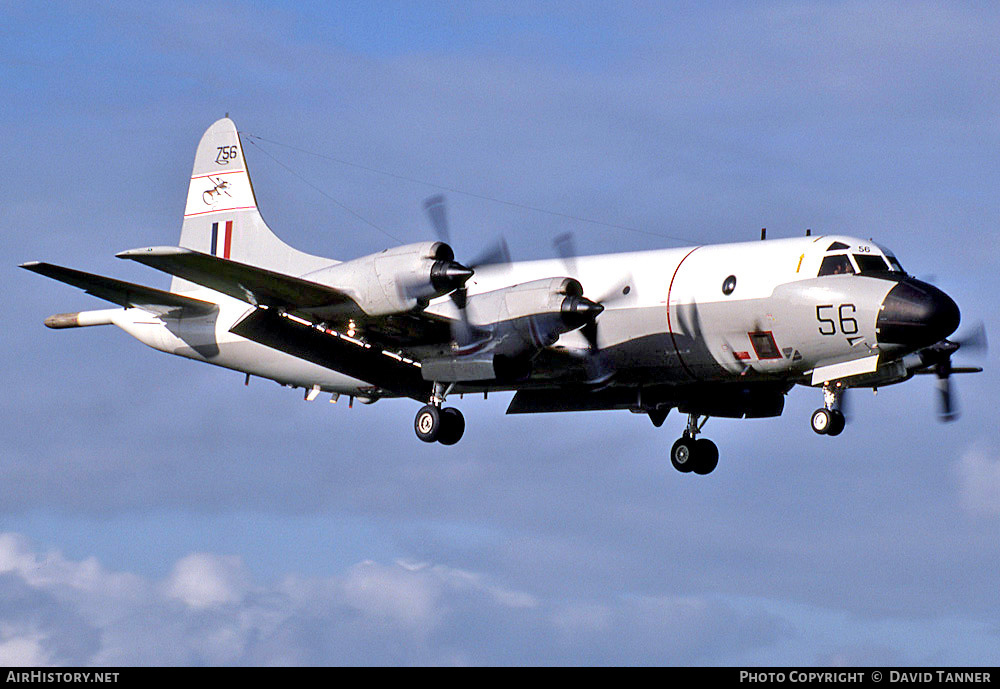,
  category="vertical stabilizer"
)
[174,118,334,292]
